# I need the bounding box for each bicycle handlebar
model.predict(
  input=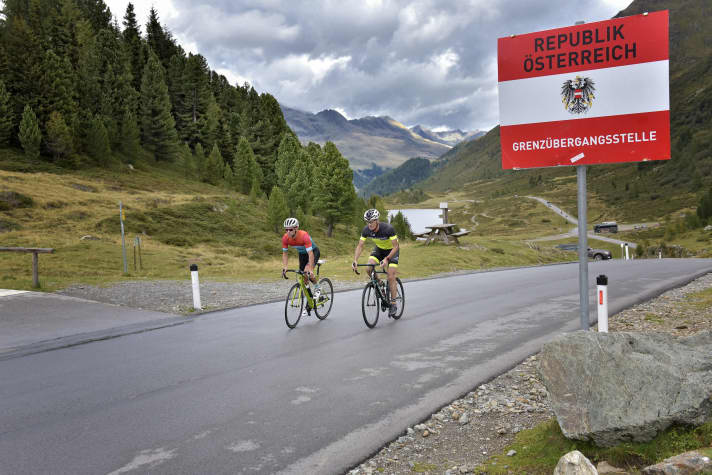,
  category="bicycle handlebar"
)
[353,263,387,276]
[283,269,312,279]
